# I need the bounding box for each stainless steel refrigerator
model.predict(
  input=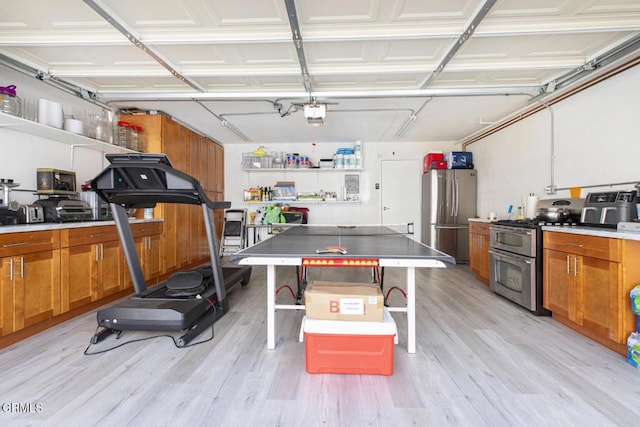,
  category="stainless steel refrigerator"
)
[421,169,477,263]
